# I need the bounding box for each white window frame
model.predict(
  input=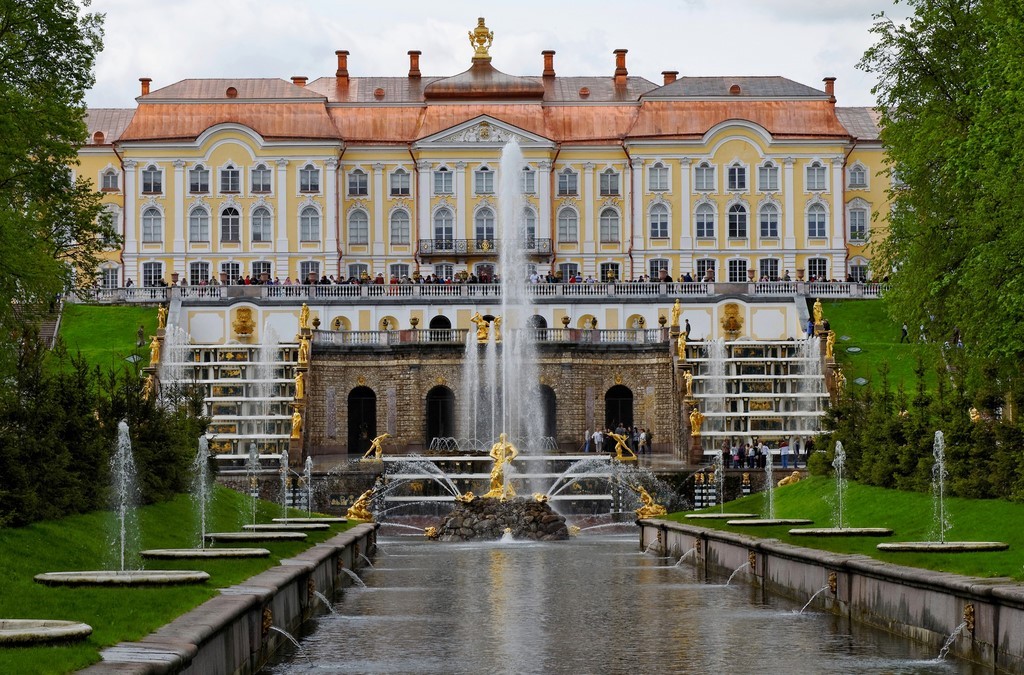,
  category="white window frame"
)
[522,207,537,245]
[188,165,209,194]
[348,168,368,196]
[521,166,536,194]
[474,166,494,195]
[250,163,272,194]
[390,263,410,279]
[807,202,828,238]
[648,258,669,279]
[758,258,780,281]
[251,261,271,281]
[648,162,669,192]
[848,203,869,243]
[300,206,321,242]
[694,162,715,192]
[695,202,715,239]
[557,168,578,196]
[759,203,779,238]
[599,168,620,196]
[220,207,241,242]
[727,203,748,239]
[474,207,495,243]
[390,168,411,197]
[348,210,369,245]
[599,262,620,282]
[847,163,868,189]
[141,165,162,194]
[557,207,578,243]
[189,262,210,286]
[758,161,779,192]
[299,163,320,193]
[299,261,320,282]
[558,262,579,280]
[101,168,119,191]
[433,208,454,246]
[696,258,716,281]
[221,261,241,283]
[433,167,452,195]
[390,209,410,245]
[348,263,369,279]
[727,162,747,191]
[599,207,620,243]
[219,164,240,194]
[141,207,163,242]
[808,257,828,280]
[189,206,210,242]
[251,206,272,242]
[806,160,827,192]
[100,266,120,289]
[727,258,748,282]
[142,261,163,287]
[649,203,669,239]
